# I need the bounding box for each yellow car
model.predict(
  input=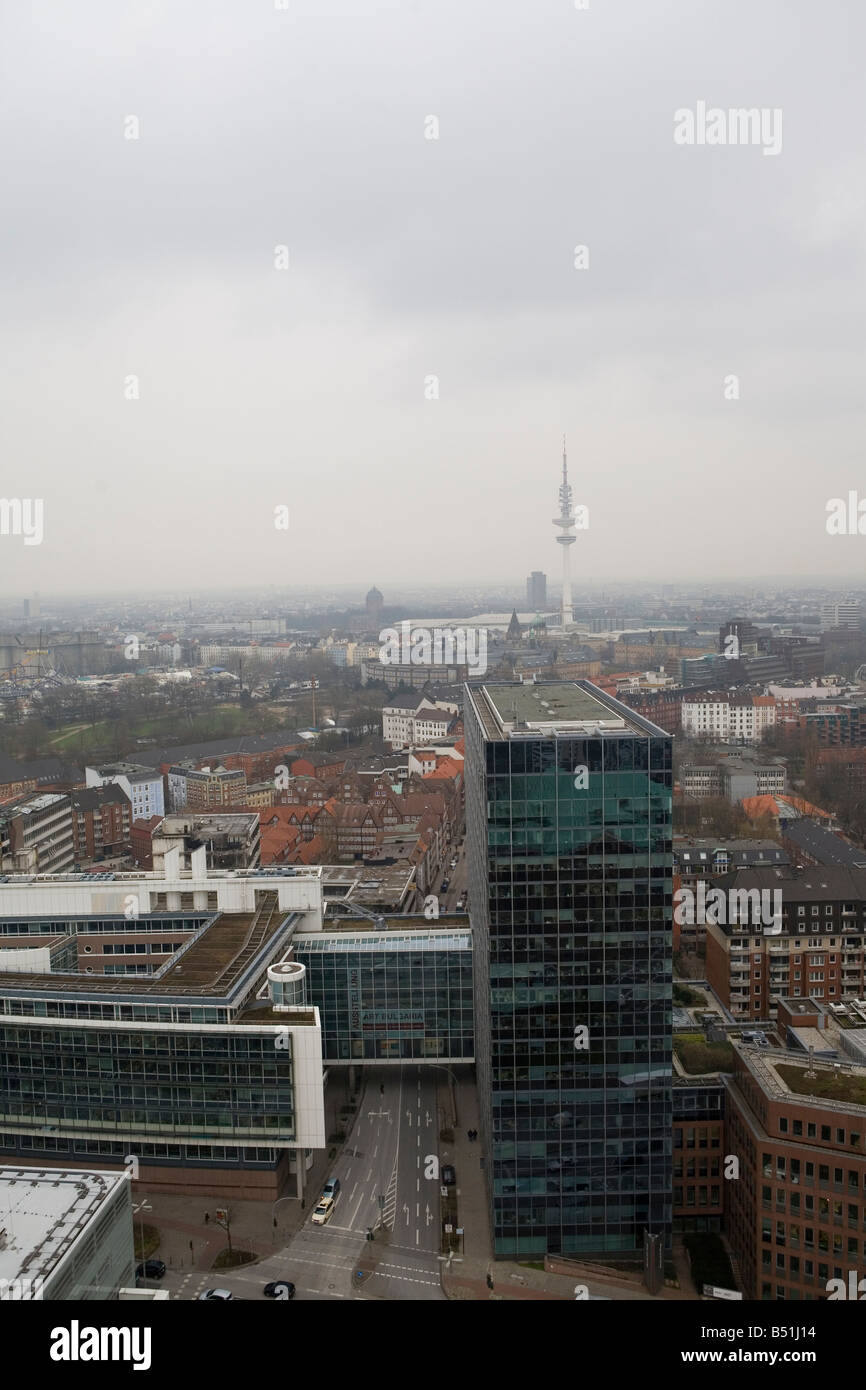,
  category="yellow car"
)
[311,1196,334,1226]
